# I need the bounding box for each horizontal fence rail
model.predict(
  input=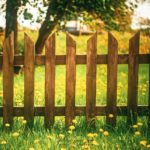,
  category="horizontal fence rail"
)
[0,54,150,66]
[0,106,149,116]
[0,31,150,128]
